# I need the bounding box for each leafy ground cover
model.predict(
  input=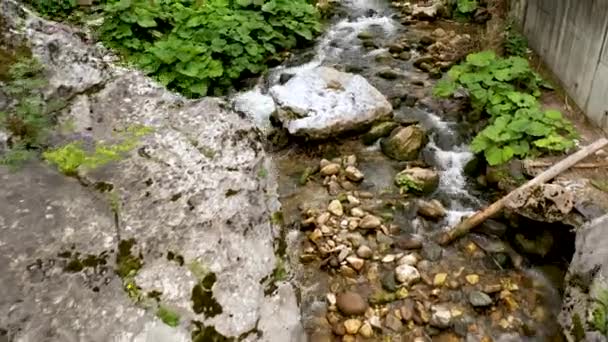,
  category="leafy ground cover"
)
[434,51,577,165]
